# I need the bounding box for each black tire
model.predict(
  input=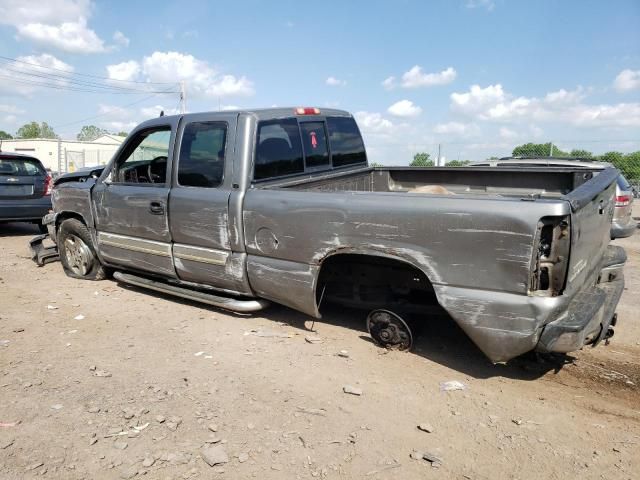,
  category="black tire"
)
[58,218,107,280]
